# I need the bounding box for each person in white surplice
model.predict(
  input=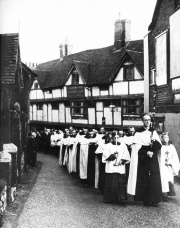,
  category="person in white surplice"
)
[159,132,180,202]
